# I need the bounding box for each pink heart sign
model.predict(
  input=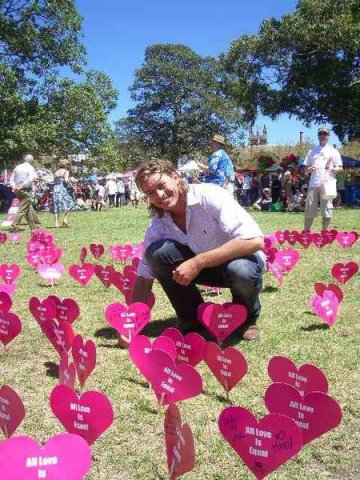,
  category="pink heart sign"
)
[0,312,22,347]
[0,433,92,479]
[0,292,12,313]
[274,230,286,245]
[38,262,65,284]
[164,403,195,479]
[331,261,359,284]
[68,263,95,287]
[105,302,151,342]
[268,355,328,396]
[218,406,303,480]
[89,243,105,260]
[95,265,115,288]
[29,297,57,326]
[59,353,76,388]
[297,231,312,249]
[26,252,41,269]
[109,244,132,262]
[0,232,7,244]
[48,296,80,324]
[310,290,339,326]
[274,248,300,273]
[0,385,25,437]
[336,231,357,248]
[50,385,114,445]
[41,248,63,265]
[204,343,248,393]
[71,335,96,387]
[0,283,16,296]
[0,264,21,284]
[129,335,177,382]
[41,320,75,355]
[265,382,342,445]
[314,283,344,303]
[162,328,205,367]
[198,302,247,341]
[267,261,284,287]
[284,230,299,246]
[321,229,338,244]
[146,350,203,405]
